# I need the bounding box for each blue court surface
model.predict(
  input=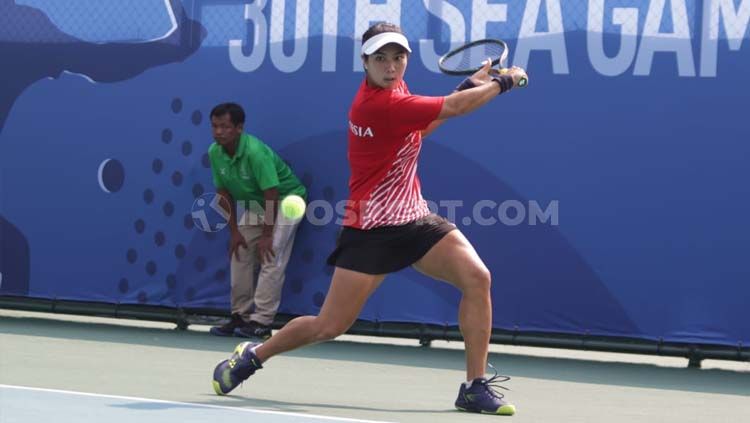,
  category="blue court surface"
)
[0,385,393,423]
